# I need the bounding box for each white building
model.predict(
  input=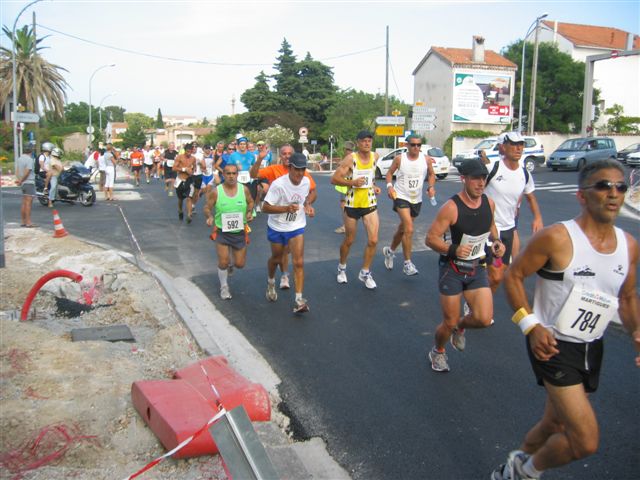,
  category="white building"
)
[537,20,639,128]
[412,36,517,147]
